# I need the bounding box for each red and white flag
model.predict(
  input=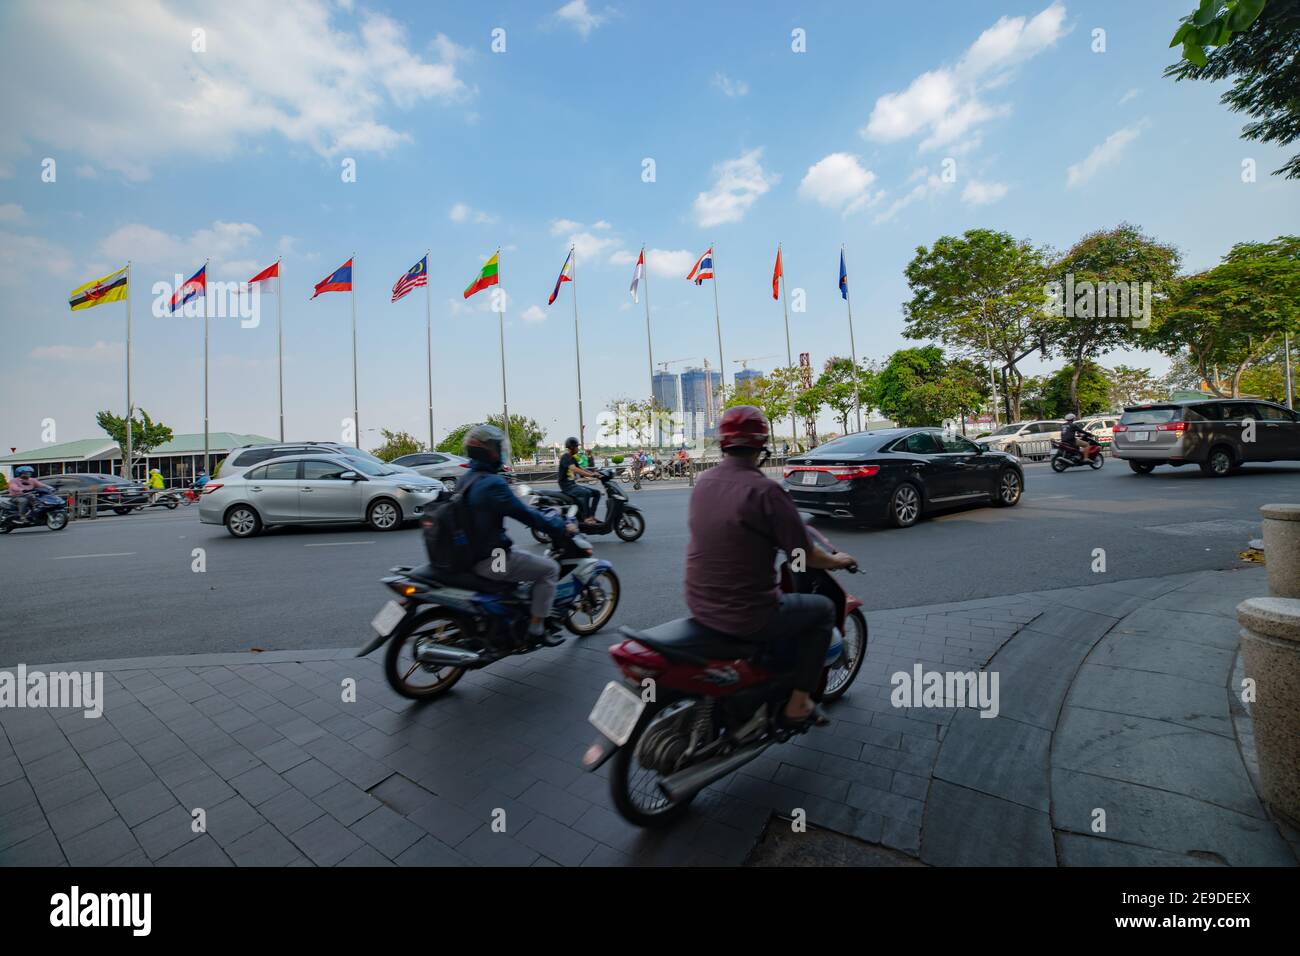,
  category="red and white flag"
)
[772,246,783,300]
[248,261,280,292]
[629,248,645,303]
